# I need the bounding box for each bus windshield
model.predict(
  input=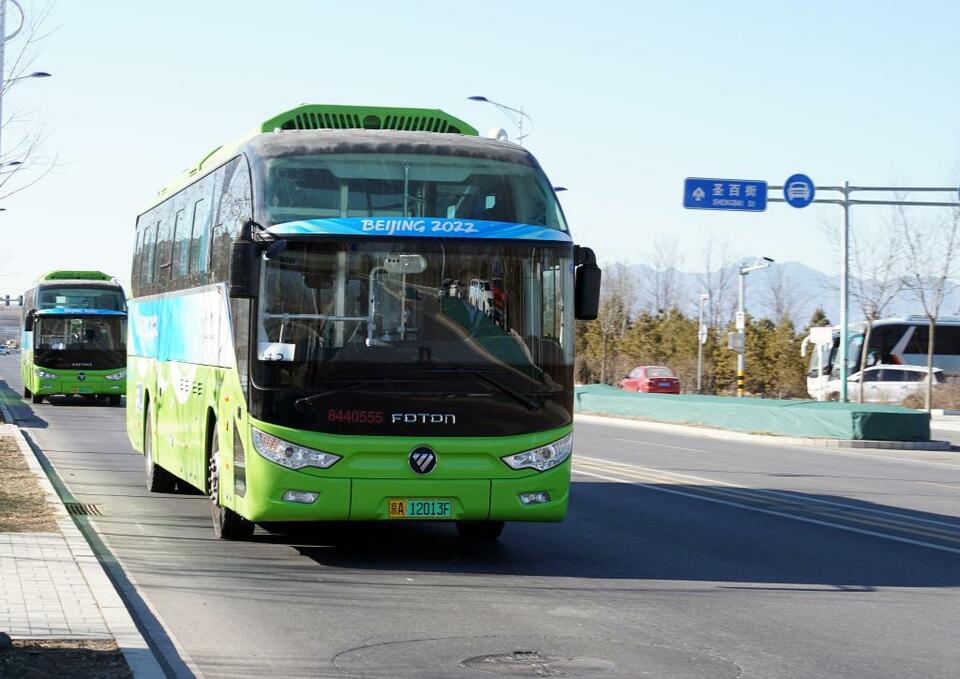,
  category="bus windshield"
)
[34,316,126,369]
[260,153,567,230]
[38,285,125,311]
[253,240,573,394]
